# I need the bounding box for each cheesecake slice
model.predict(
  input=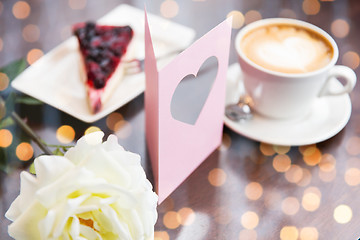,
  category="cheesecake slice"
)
[73,22,134,113]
